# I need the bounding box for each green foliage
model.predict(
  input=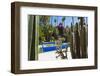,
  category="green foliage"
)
[62,17,66,22]
[62,17,66,26]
